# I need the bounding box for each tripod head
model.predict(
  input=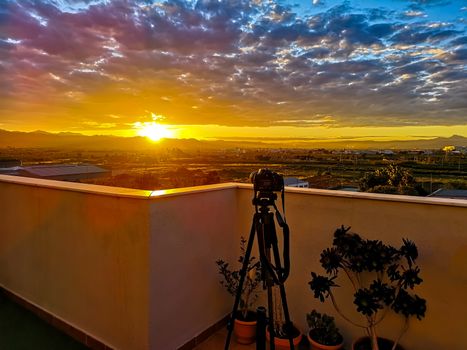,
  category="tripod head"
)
[252,191,277,209]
